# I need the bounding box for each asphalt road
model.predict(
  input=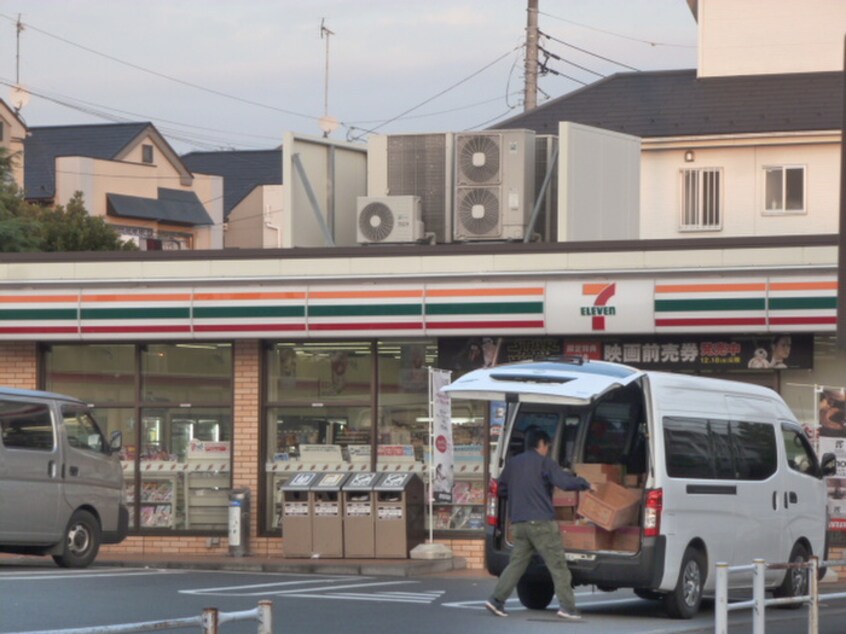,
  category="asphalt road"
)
[2,562,846,633]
